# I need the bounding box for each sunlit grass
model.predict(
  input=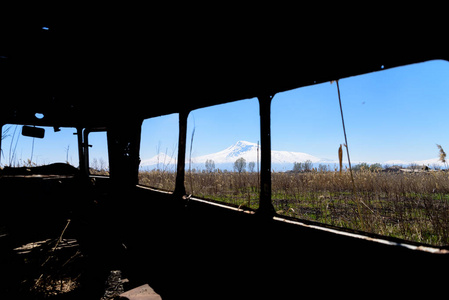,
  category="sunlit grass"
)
[139,169,449,246]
